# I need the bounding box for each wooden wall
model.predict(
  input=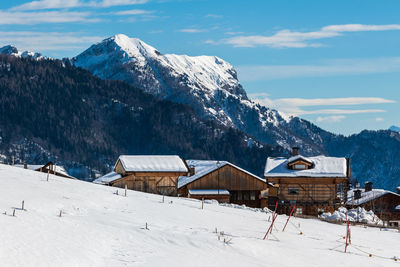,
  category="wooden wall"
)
[266,177,349,216]
[112,173,181,196]
[180,165,267,208]
[183,165,266,192]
